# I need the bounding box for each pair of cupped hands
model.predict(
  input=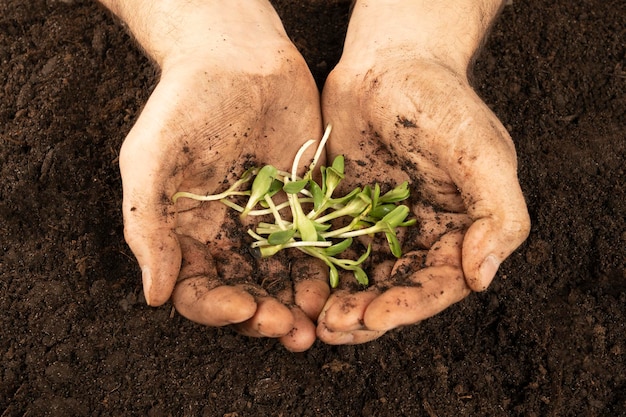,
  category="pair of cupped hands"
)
[110,0,530,352]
